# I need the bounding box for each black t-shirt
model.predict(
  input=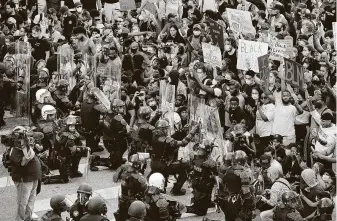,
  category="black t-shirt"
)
[63,14,77,38]
[81,0,97,10]
[28,37,51,61]
[223,50,238,75]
